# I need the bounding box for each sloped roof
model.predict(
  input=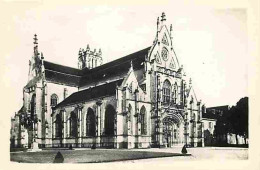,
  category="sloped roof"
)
[207,105,230,113]
[44,61,82,76]
[43,61,81,87]
[202,111,218,120]
[55,79,123,108]
[80,47,150,87]
[25,76,42,88]
[42,47,150,88]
